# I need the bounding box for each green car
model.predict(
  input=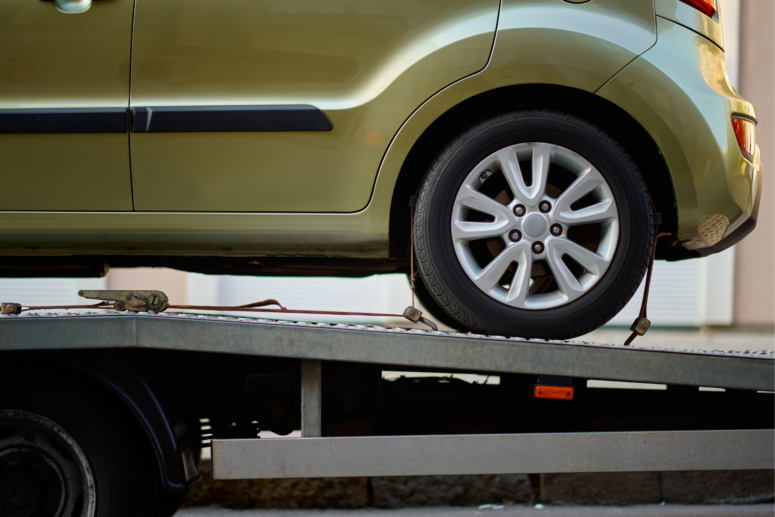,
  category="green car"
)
[0,0,761,339]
